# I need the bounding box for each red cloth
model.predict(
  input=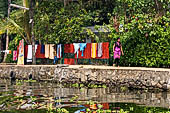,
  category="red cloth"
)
[75,43,109,59]
[64,58,75,65]
[24,45,45,59]
[96,42,109,59]
[64,44,74,53]
[24,45,28,58]
[17,46,19,58]
[35,45,45,58]
[75,43,91,59]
